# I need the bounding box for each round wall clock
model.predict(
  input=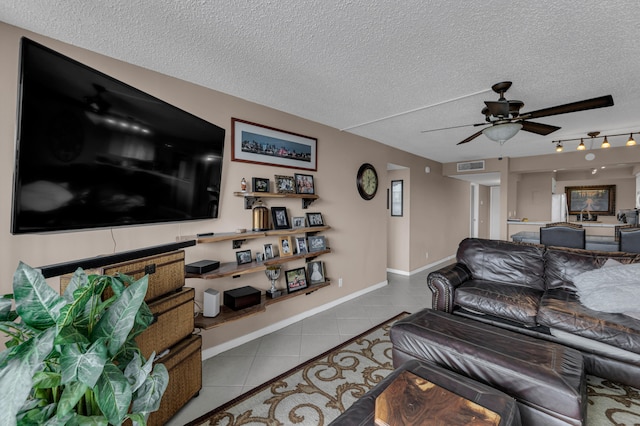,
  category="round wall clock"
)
[356,163,378,200]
